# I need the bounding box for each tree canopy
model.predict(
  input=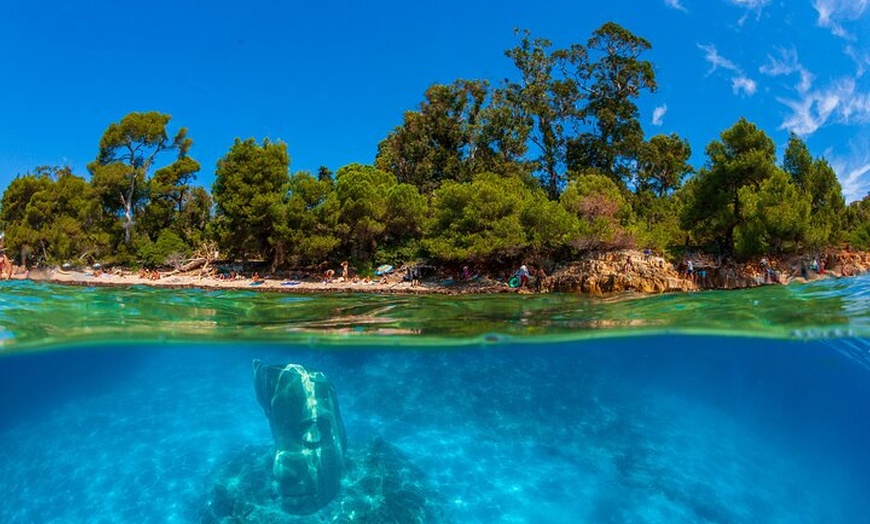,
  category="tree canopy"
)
[88,111,198,249]
[1,23,865,272]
